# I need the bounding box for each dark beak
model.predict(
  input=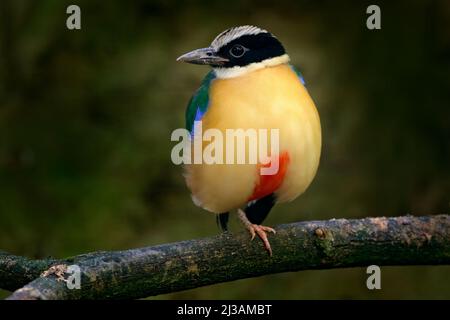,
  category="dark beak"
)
[176,47,229,66]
